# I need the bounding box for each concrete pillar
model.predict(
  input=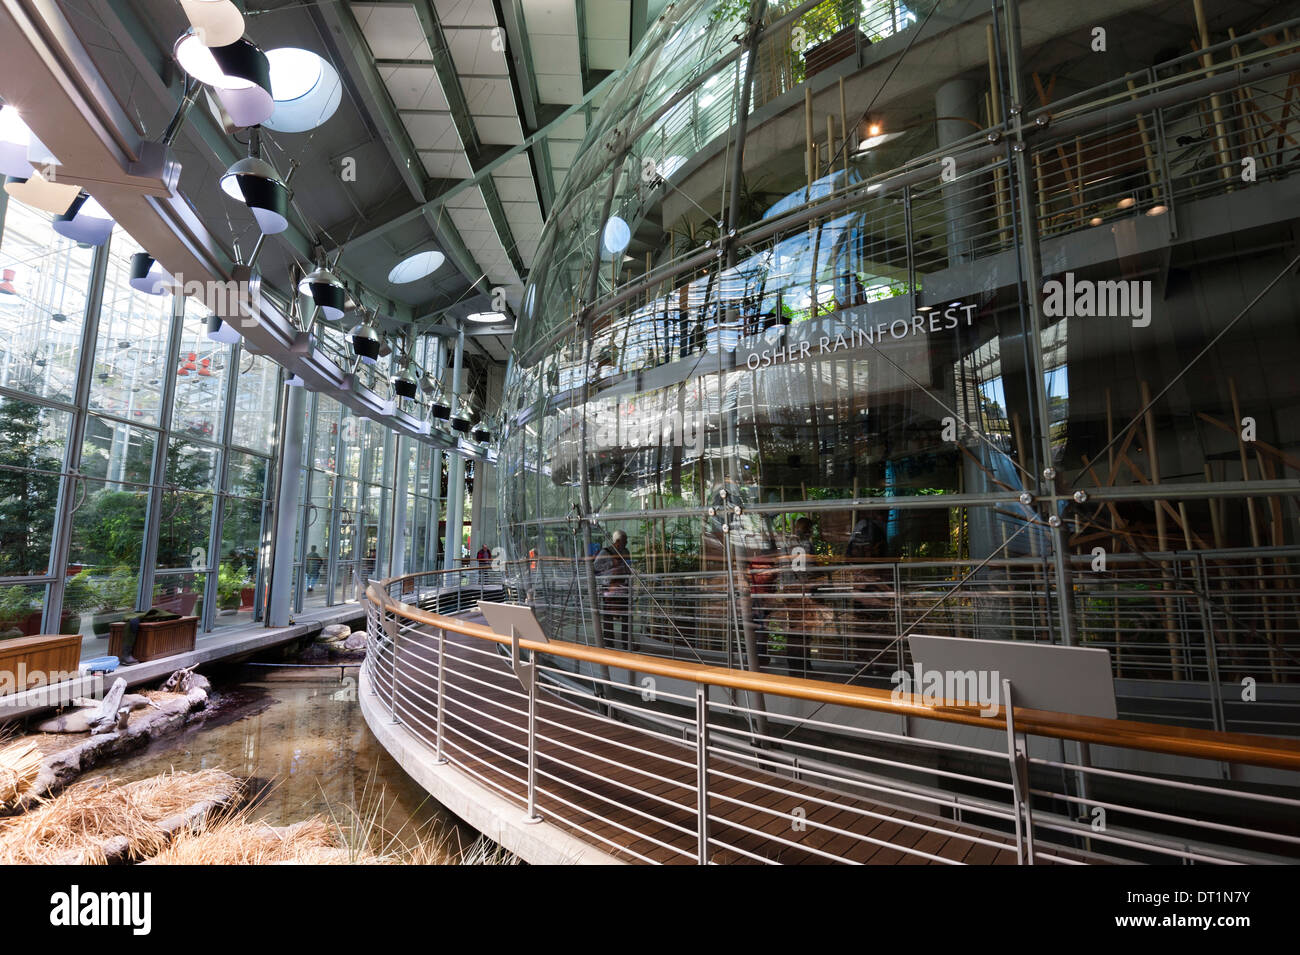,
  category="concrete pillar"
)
[267,381,306,626]
[935,77,984,265]
[442,325,466,572]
